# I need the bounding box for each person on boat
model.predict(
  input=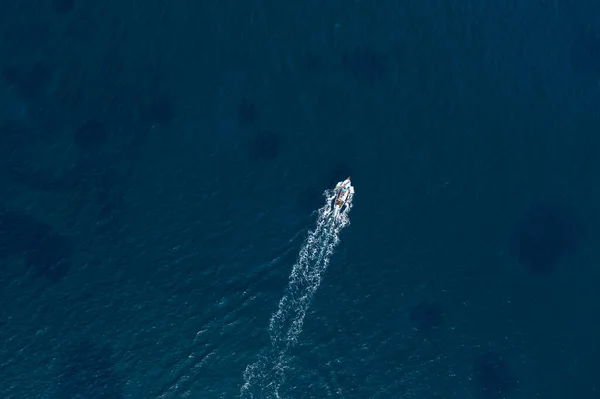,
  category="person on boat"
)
[335,186,348,206]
